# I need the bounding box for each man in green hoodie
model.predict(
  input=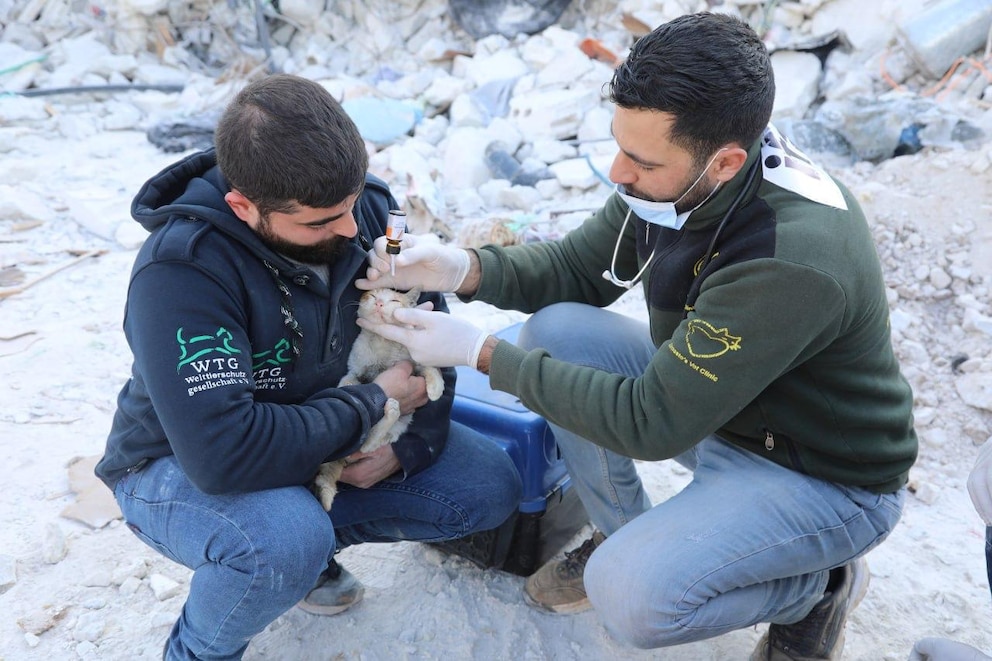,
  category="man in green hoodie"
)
[357,12,917,660]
